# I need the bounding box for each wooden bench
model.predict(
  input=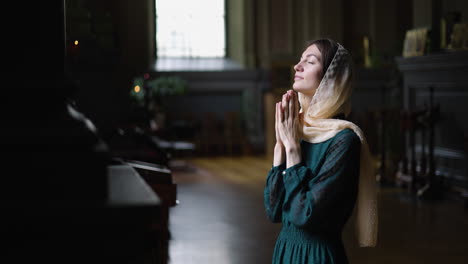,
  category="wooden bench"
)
[0,163,169,264]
